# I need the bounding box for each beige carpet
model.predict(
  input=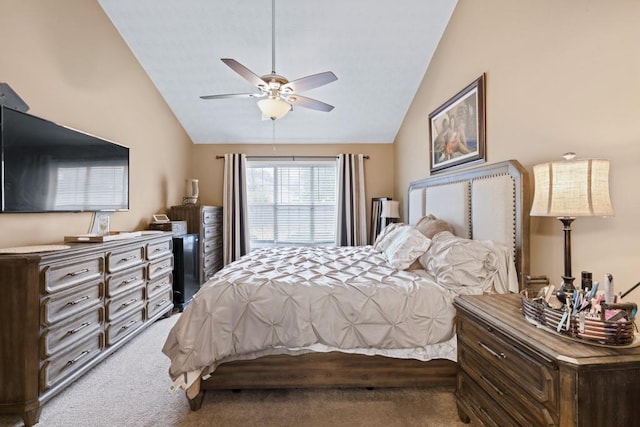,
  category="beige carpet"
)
[0,314,466,427]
